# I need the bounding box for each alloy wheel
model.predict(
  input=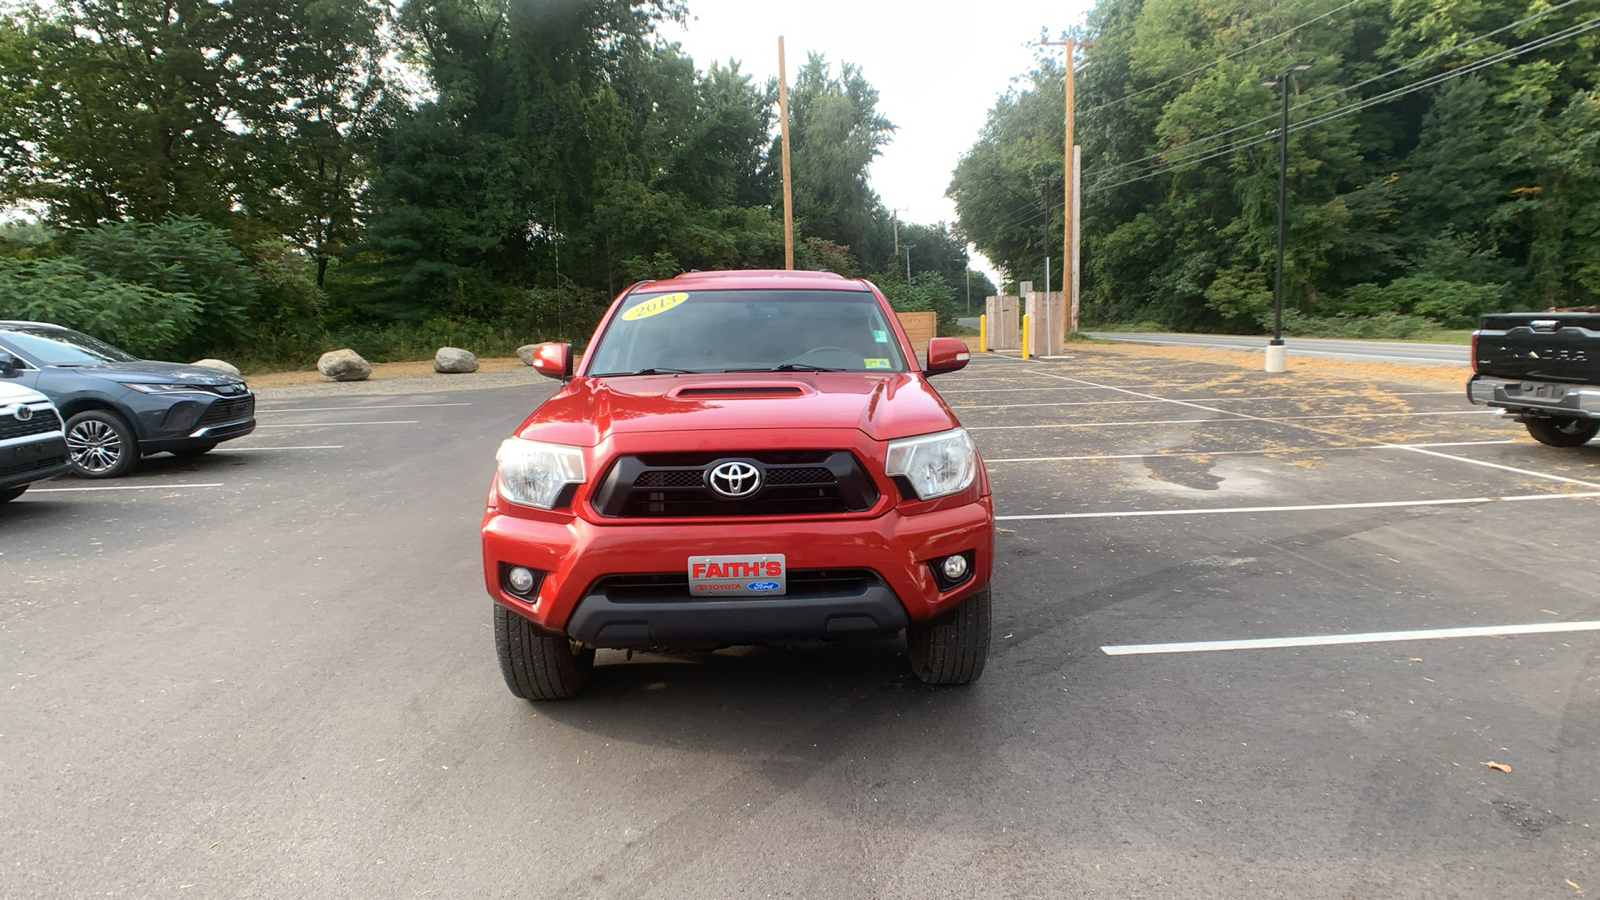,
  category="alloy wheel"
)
[67,418,125,474]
